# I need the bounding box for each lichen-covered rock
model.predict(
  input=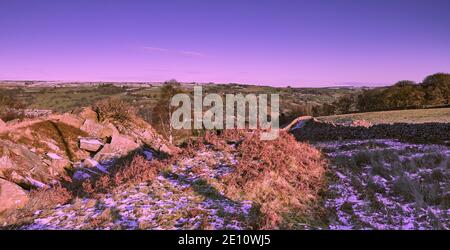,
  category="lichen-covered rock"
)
[80,119,119,140]
[49,113,84,129]
[0,178,29,213]
[46,153,70,177]
[114,117,179,155]
[0,139,52,188]
[98,123,119,138]
[79,107,98,122]
[80,119,105,137]
[93,134,140,162]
